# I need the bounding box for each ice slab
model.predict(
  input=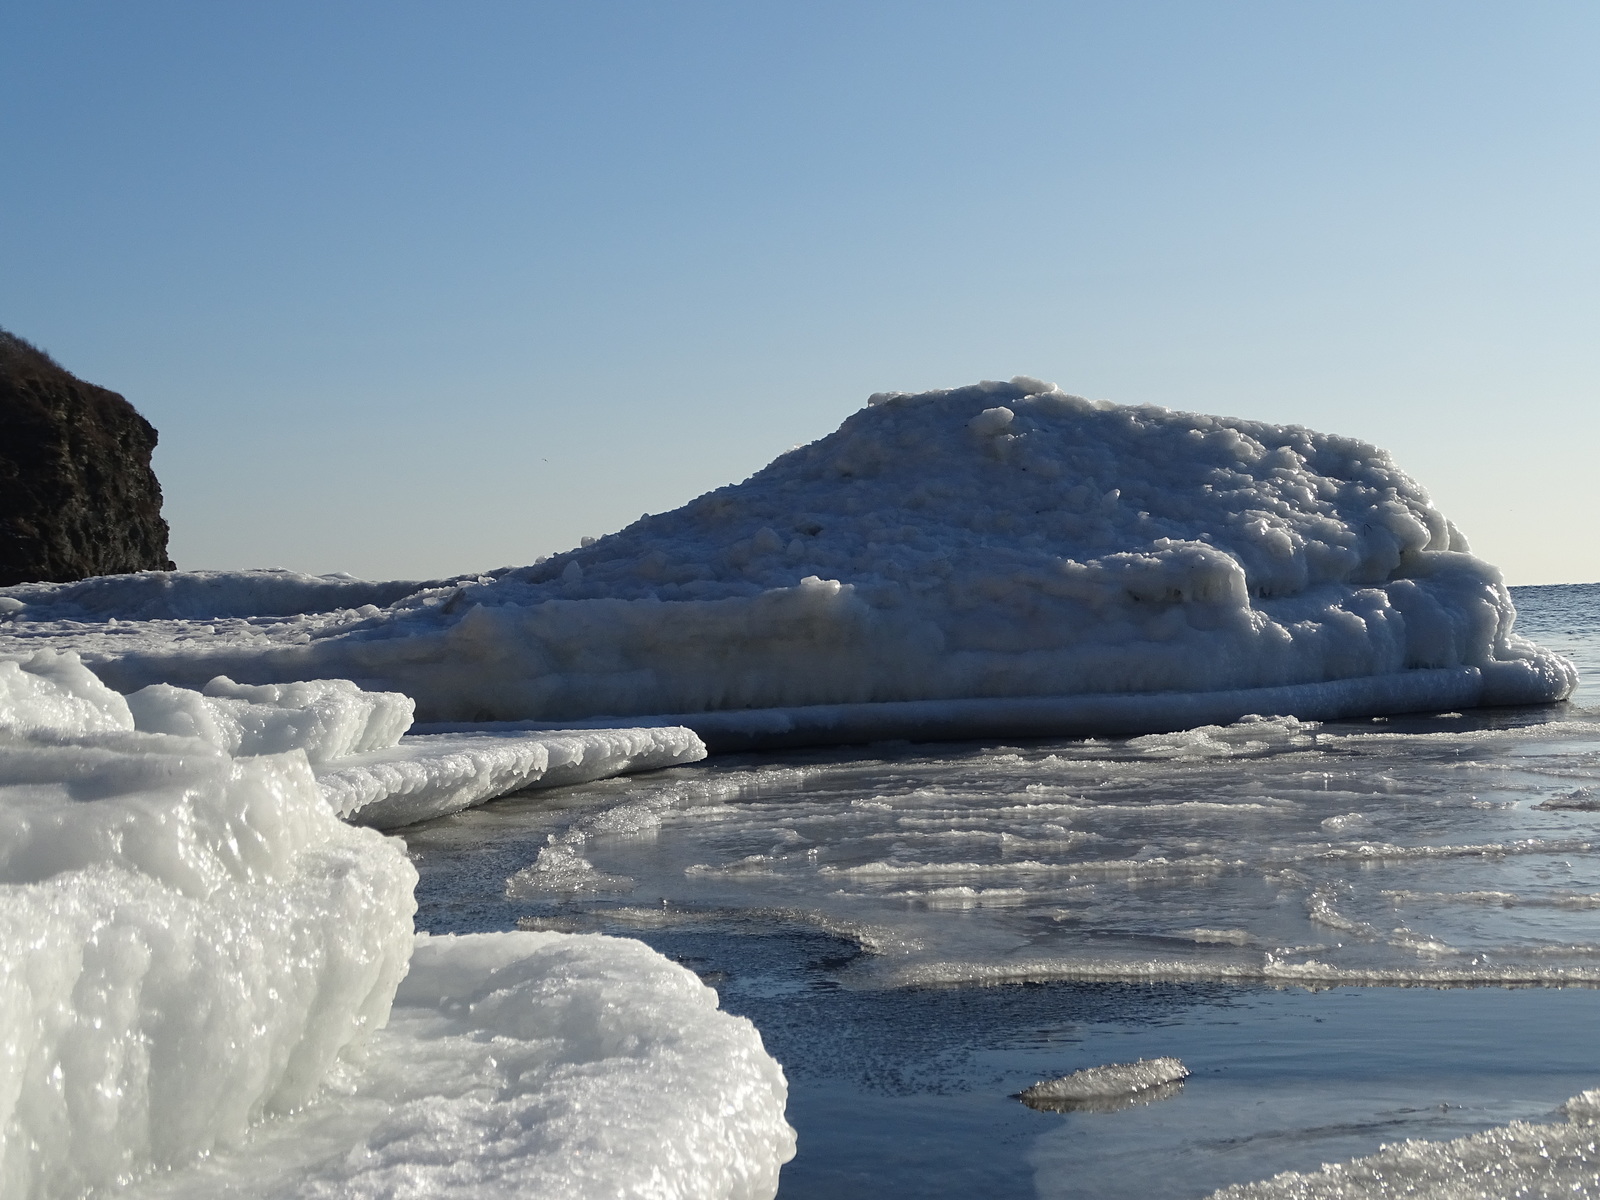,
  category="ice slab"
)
[116,658,706,827]
[318,726,707,829]
[0,567,434,621]
[0,380,1575,737]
